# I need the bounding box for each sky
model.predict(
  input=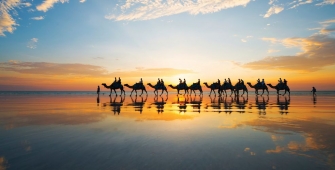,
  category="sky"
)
[0,0,335,91]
